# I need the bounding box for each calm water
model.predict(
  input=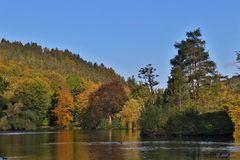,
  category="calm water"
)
[0,130,240,160]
